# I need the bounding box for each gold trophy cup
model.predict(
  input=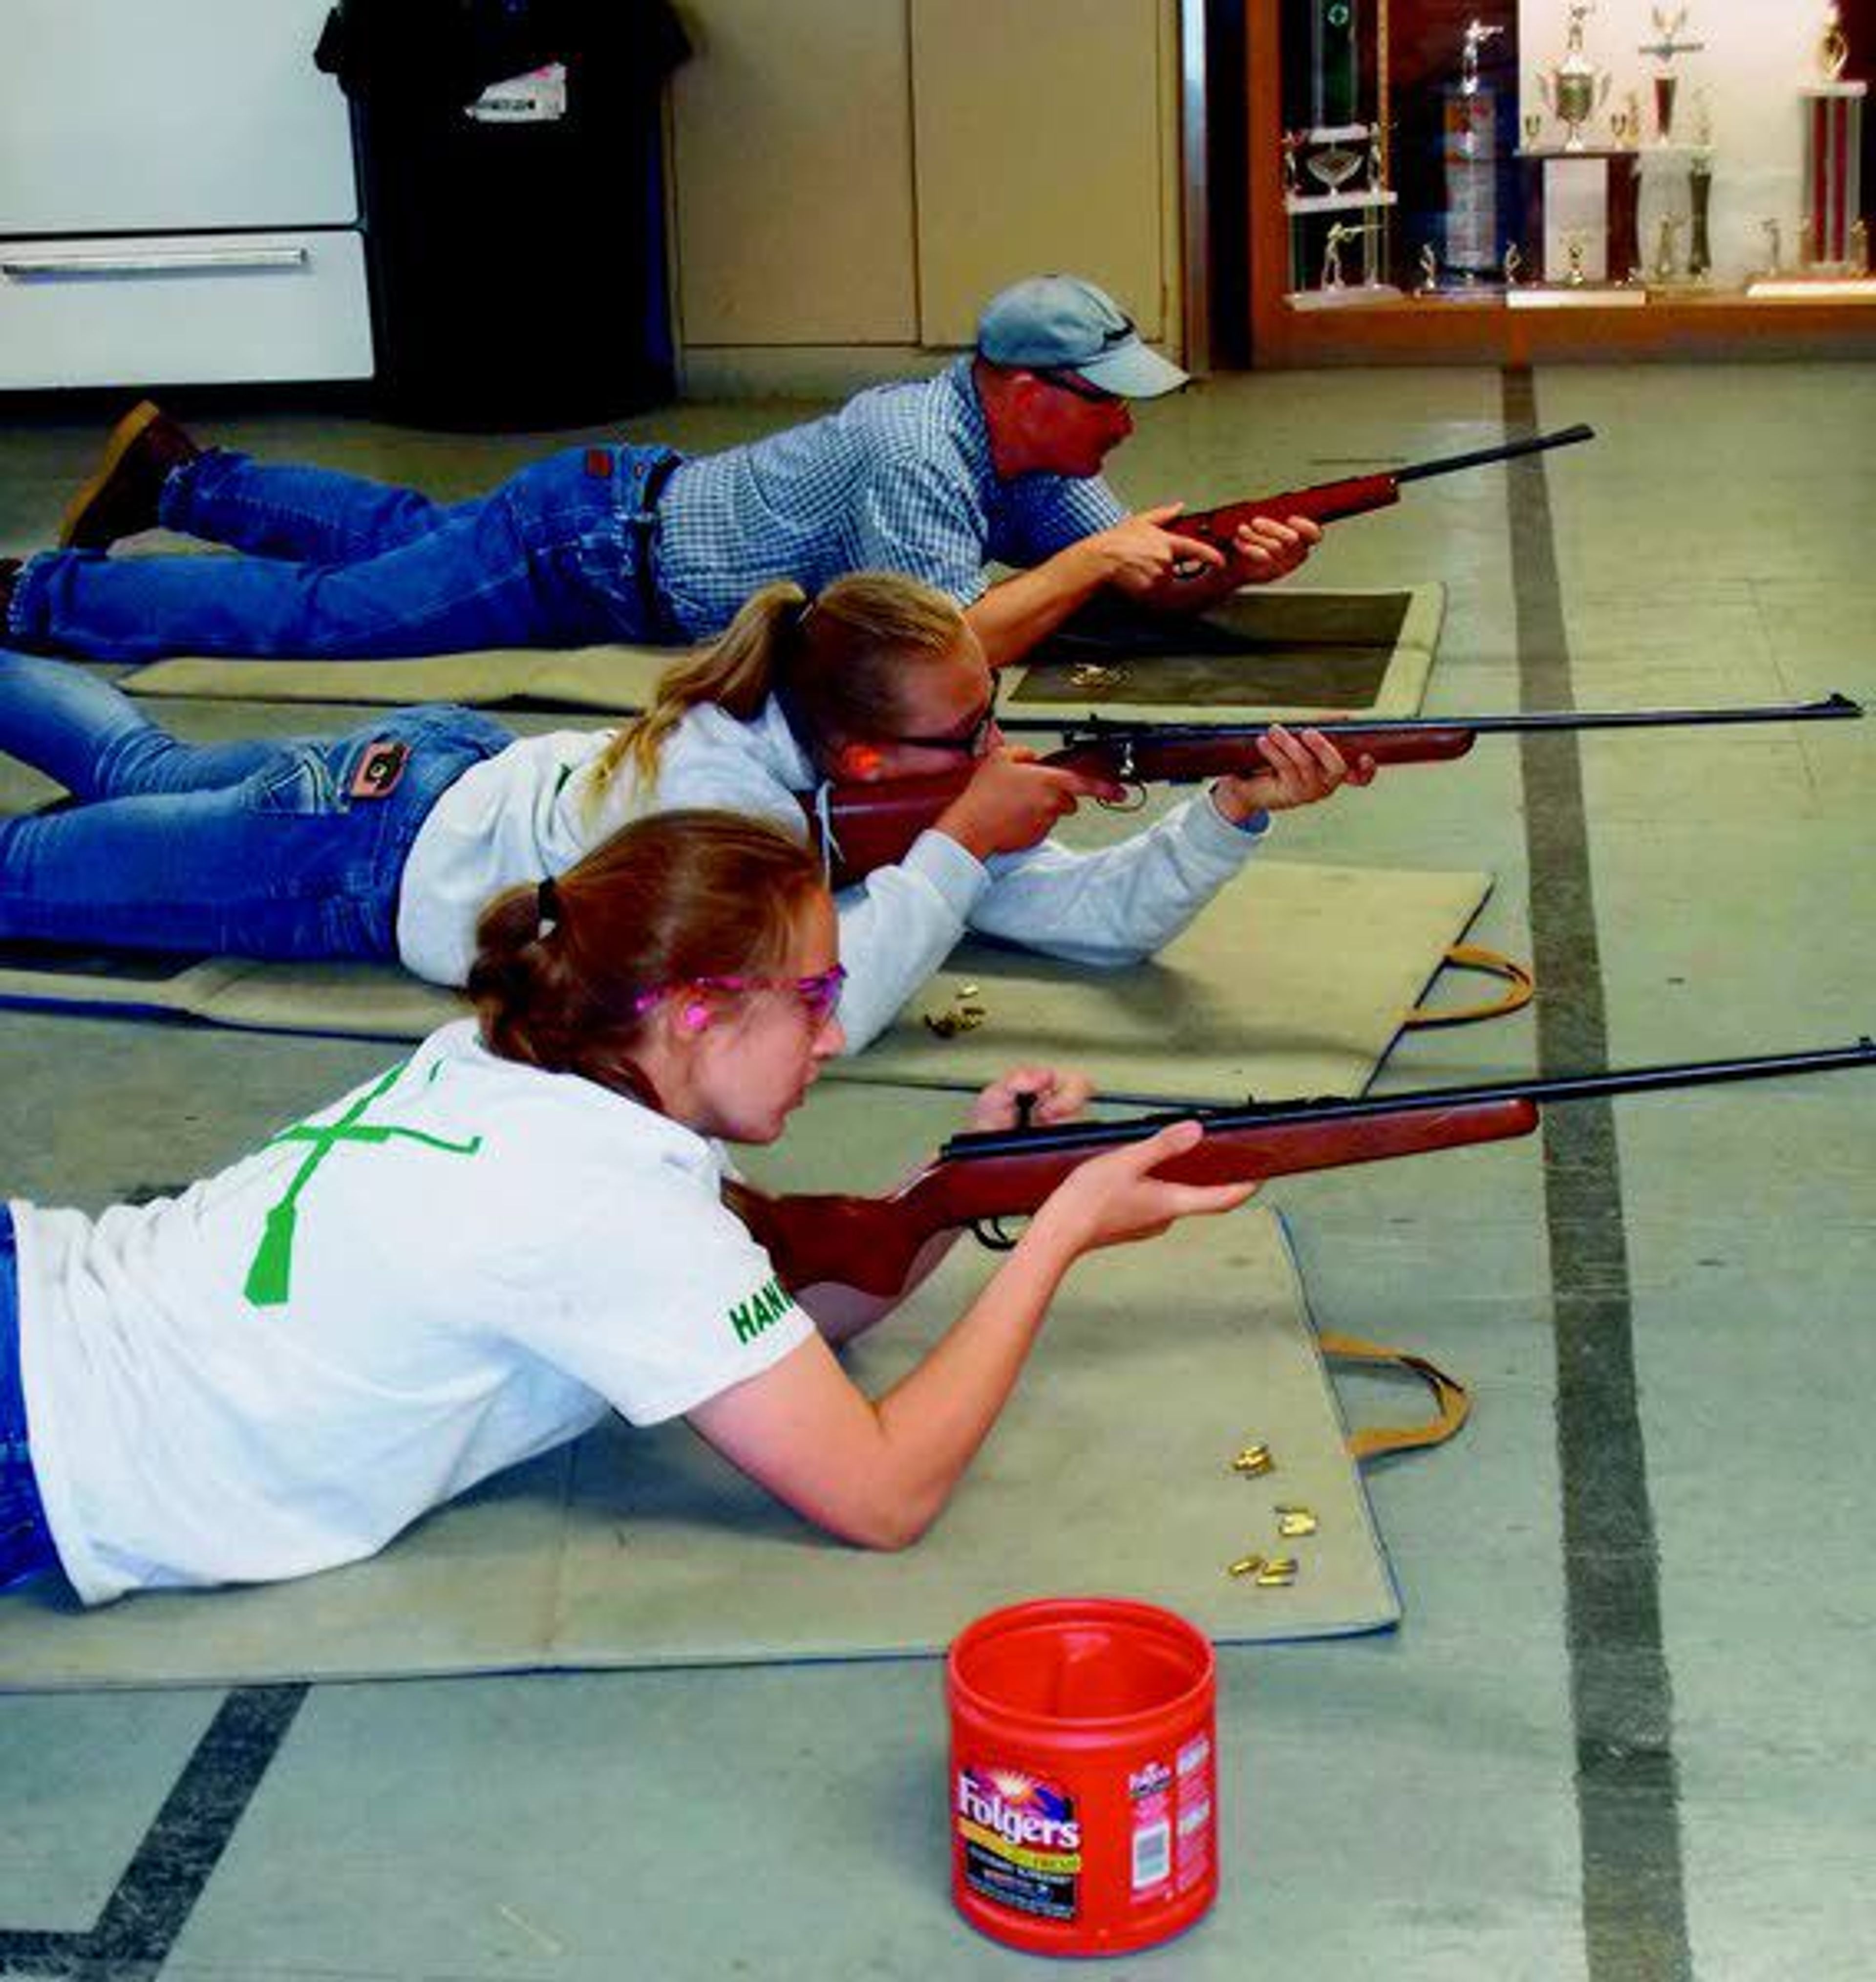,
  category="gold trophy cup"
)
[1538,2,1612,152]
